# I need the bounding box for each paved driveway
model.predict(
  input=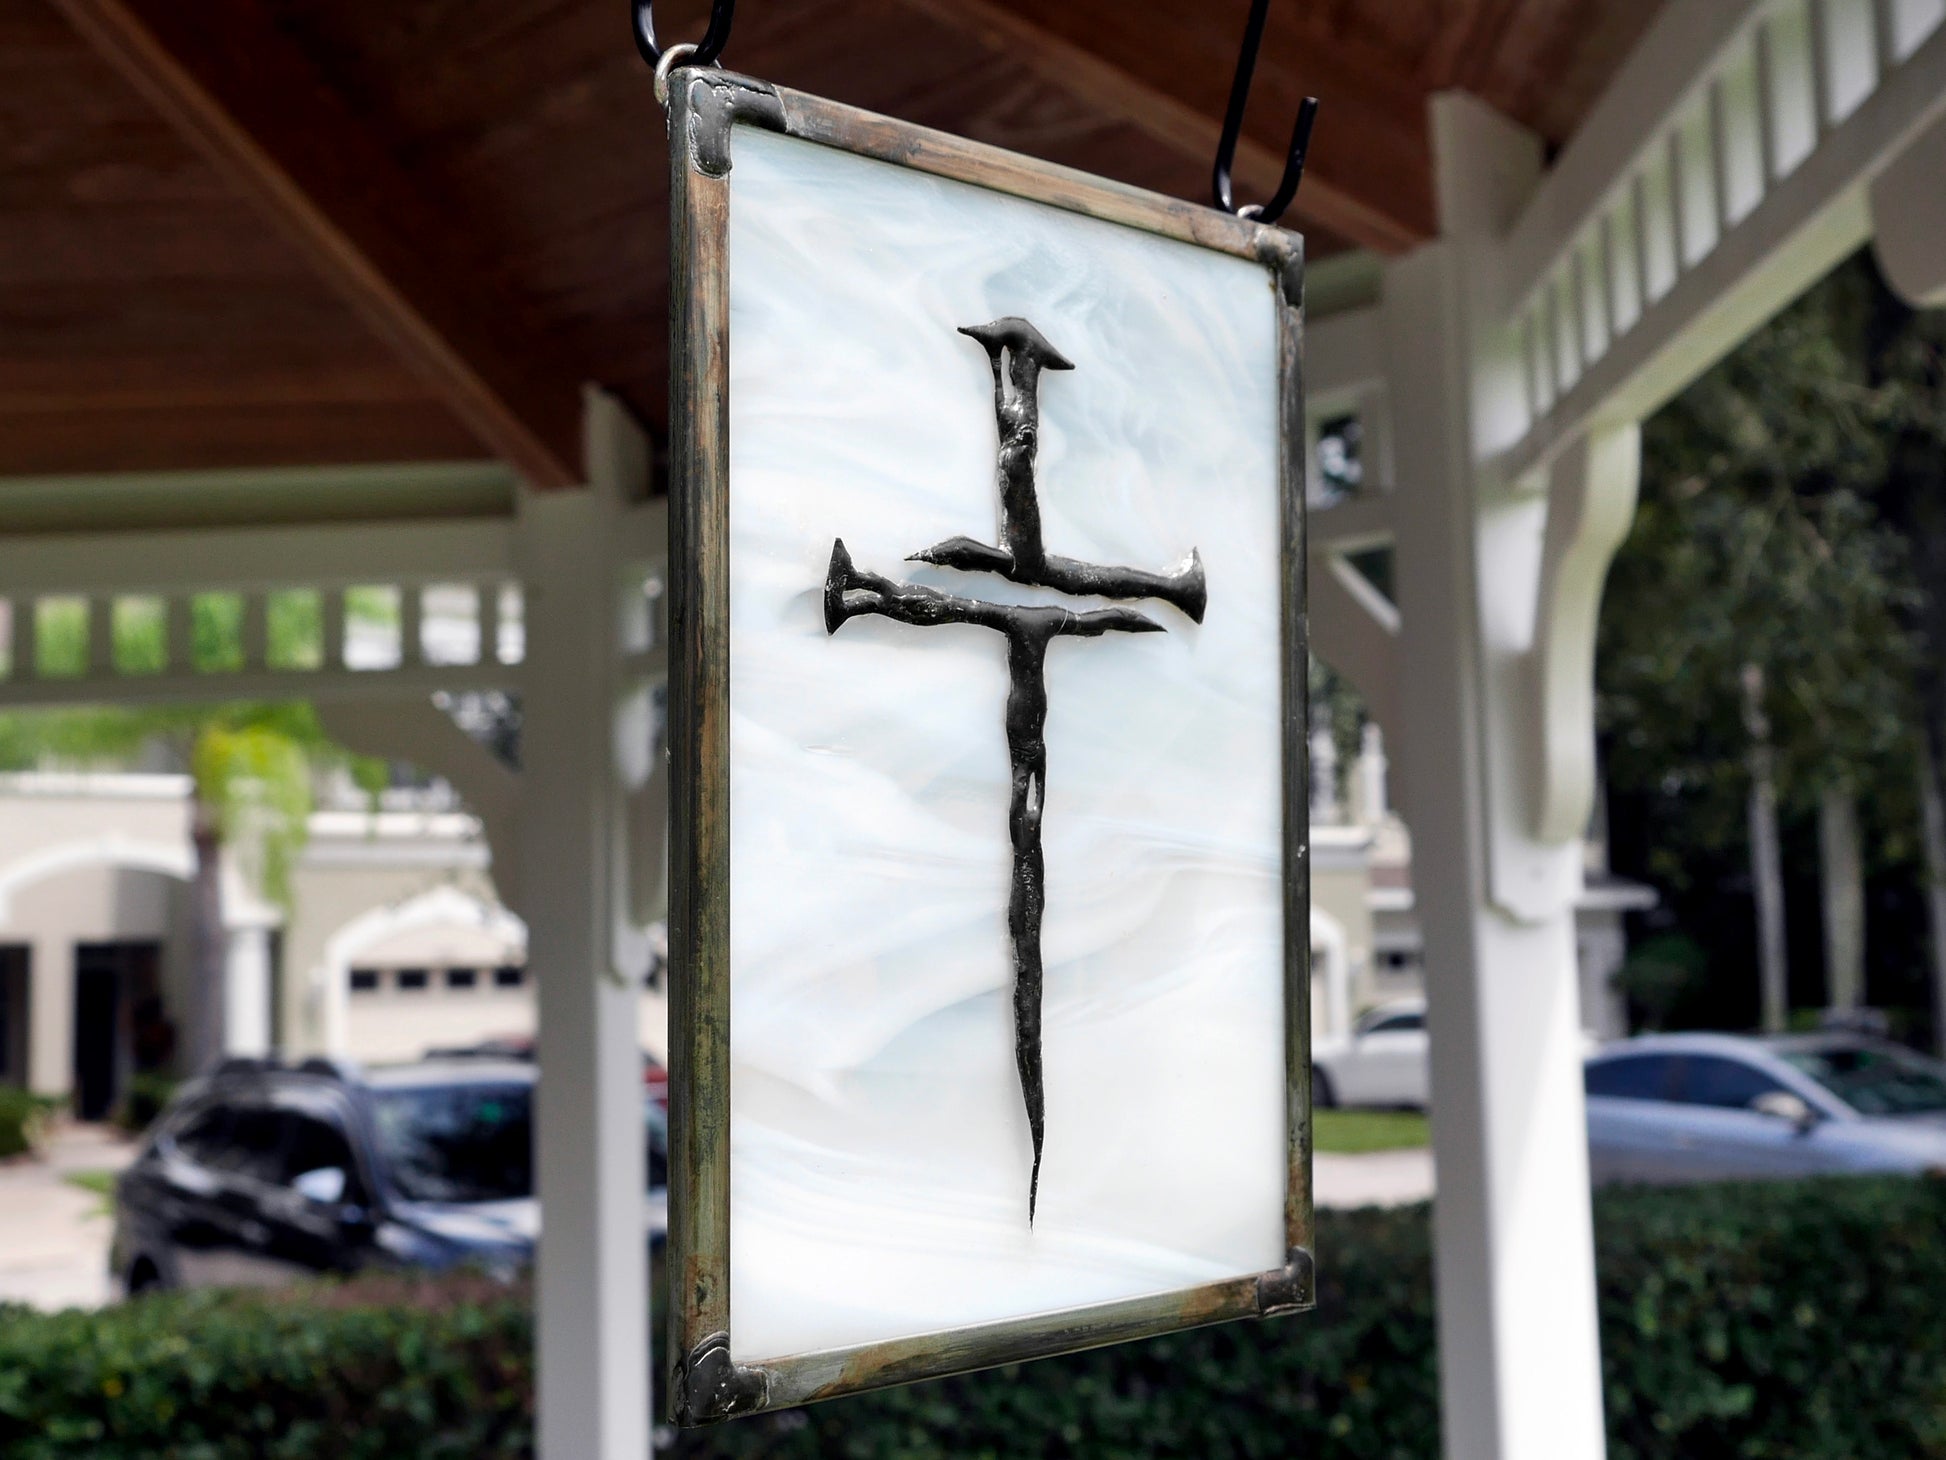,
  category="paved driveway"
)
[0,1124,136,1311]
[0,1124,1428,1312]
[1315,1147,1435,1208]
